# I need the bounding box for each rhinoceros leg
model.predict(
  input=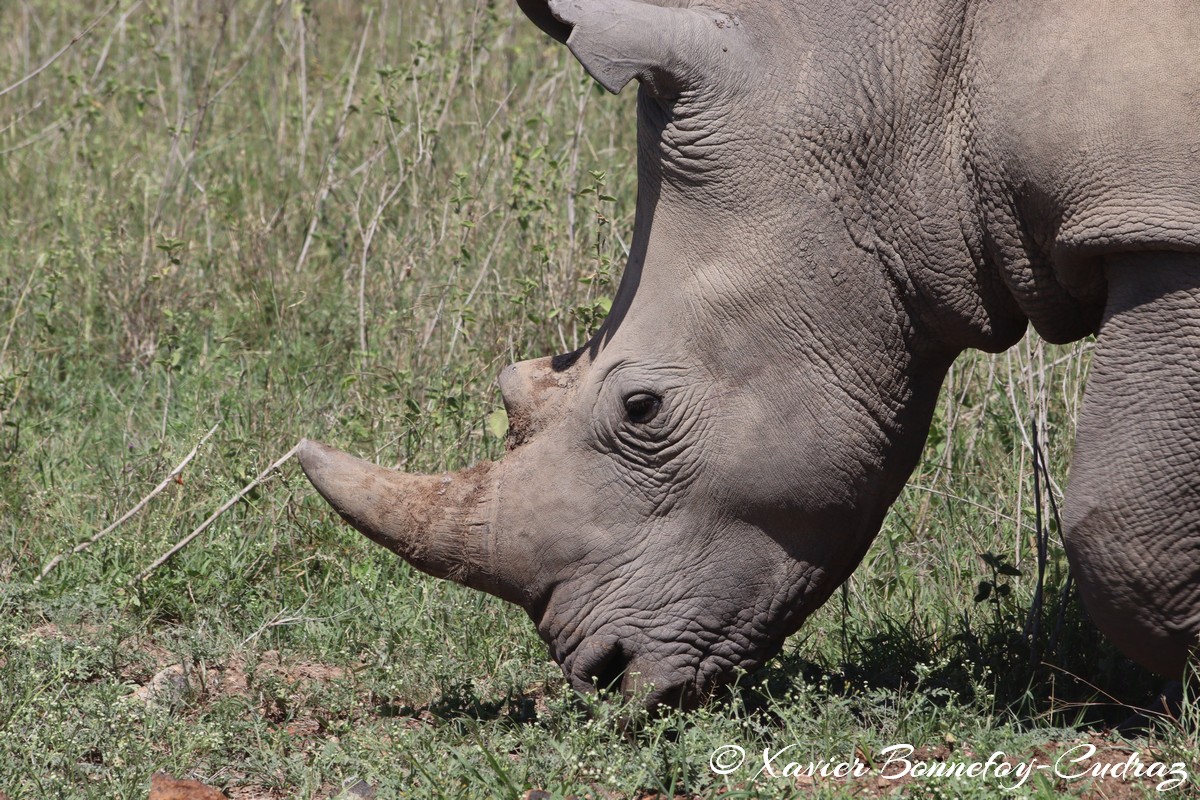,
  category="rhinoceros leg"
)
[1064,252,1200,677]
